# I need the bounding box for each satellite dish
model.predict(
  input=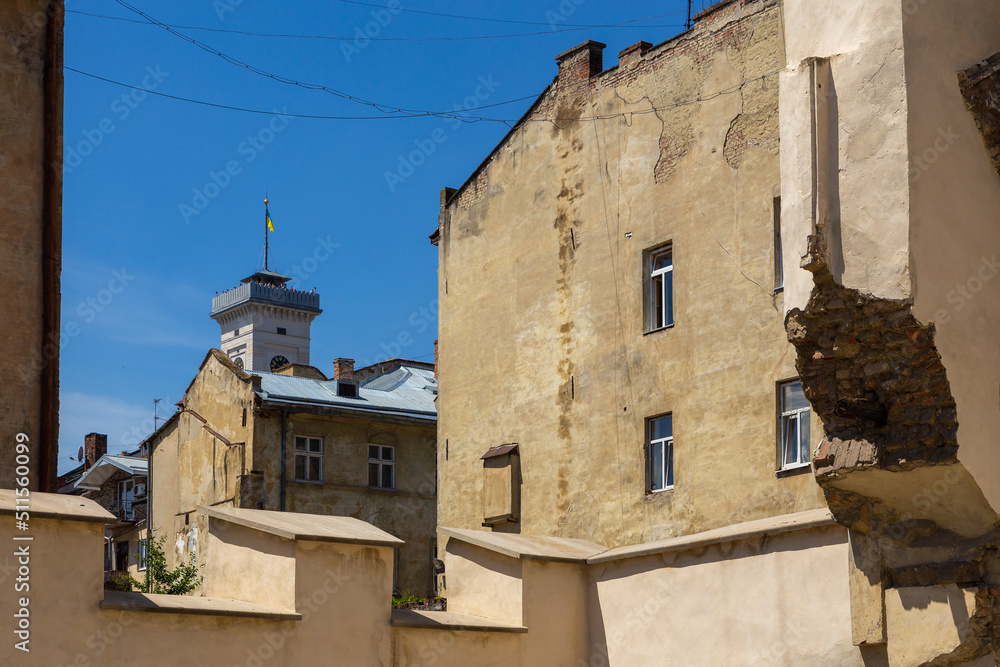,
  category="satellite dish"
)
[77,446,84,462]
